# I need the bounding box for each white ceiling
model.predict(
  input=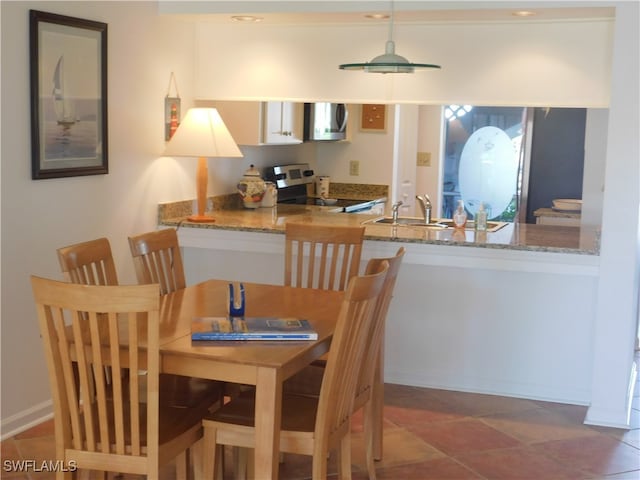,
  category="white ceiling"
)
[159,1,616,24]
